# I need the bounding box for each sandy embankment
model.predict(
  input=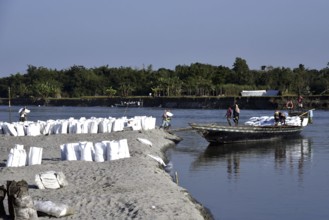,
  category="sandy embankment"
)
[0,129,212,220]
